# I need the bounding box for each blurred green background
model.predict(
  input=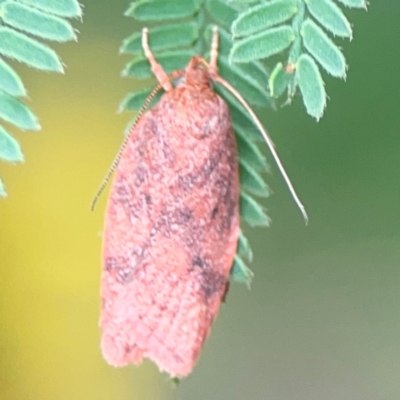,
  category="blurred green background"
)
[1,1,399,399]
